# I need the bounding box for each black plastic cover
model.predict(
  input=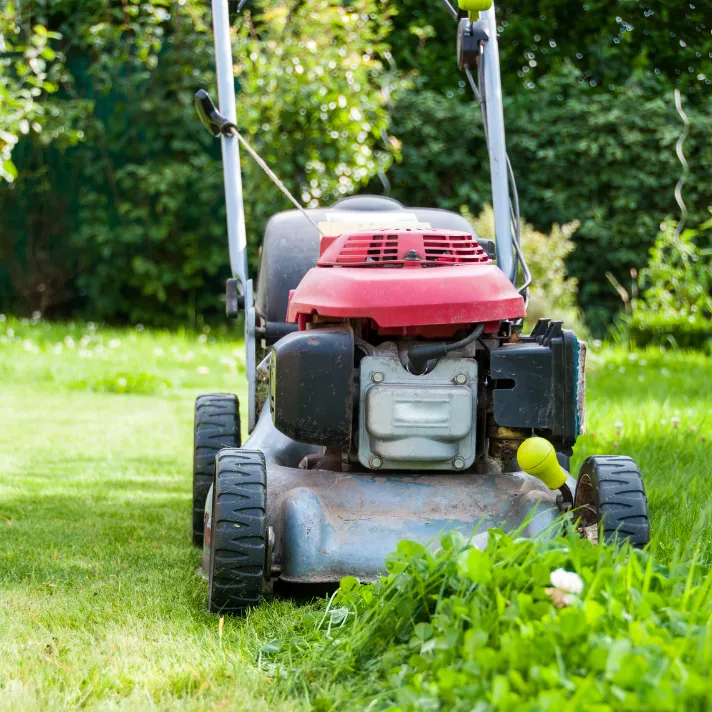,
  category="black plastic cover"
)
[457,19,488,70]
[225,278,240,319]
[270,326,354,447]
[490,320,583,448]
